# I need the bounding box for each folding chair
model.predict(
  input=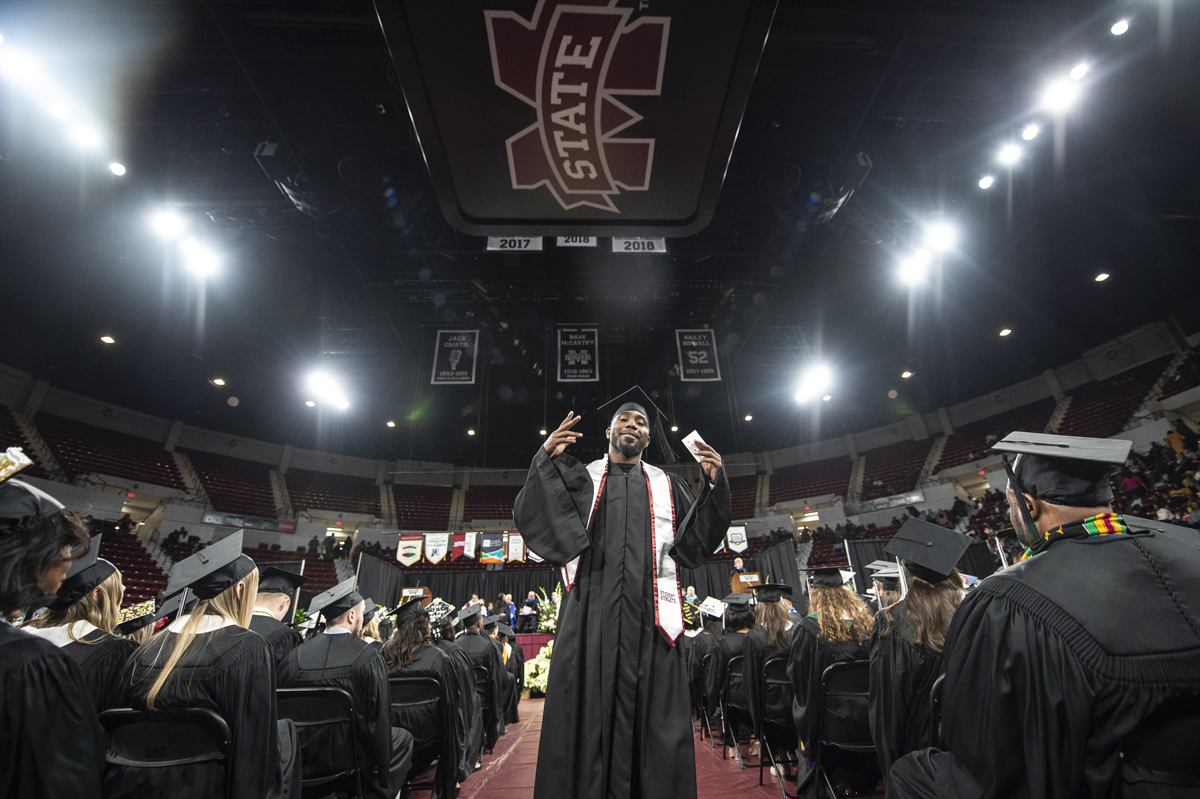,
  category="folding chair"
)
[389,676,443,798]
[277,686,364,799]
[1118,698,1200,797]
[474,664,496,755]
[695,653,715,746]
[758,655,799,798]
[927,673,945,749]
[811,660,881,799]
[719,655,749,769]
[99,707,233,799]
